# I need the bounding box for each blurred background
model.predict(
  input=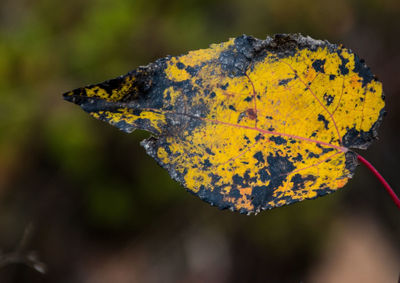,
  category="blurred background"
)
[0,0,399,282]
